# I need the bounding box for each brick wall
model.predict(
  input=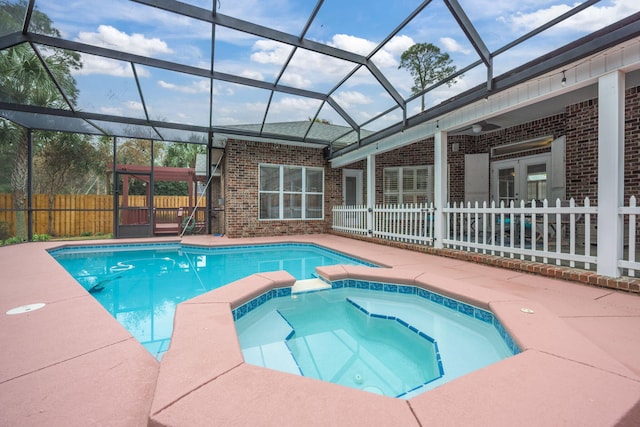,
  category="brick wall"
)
[565,85,640,204]
[565,99,598,202]
[221,85,640,238]
[624,86,640,202]
[474,114,565,160]
[365,84,640,206]
[368,135,468,203]
[224,139,335,237]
